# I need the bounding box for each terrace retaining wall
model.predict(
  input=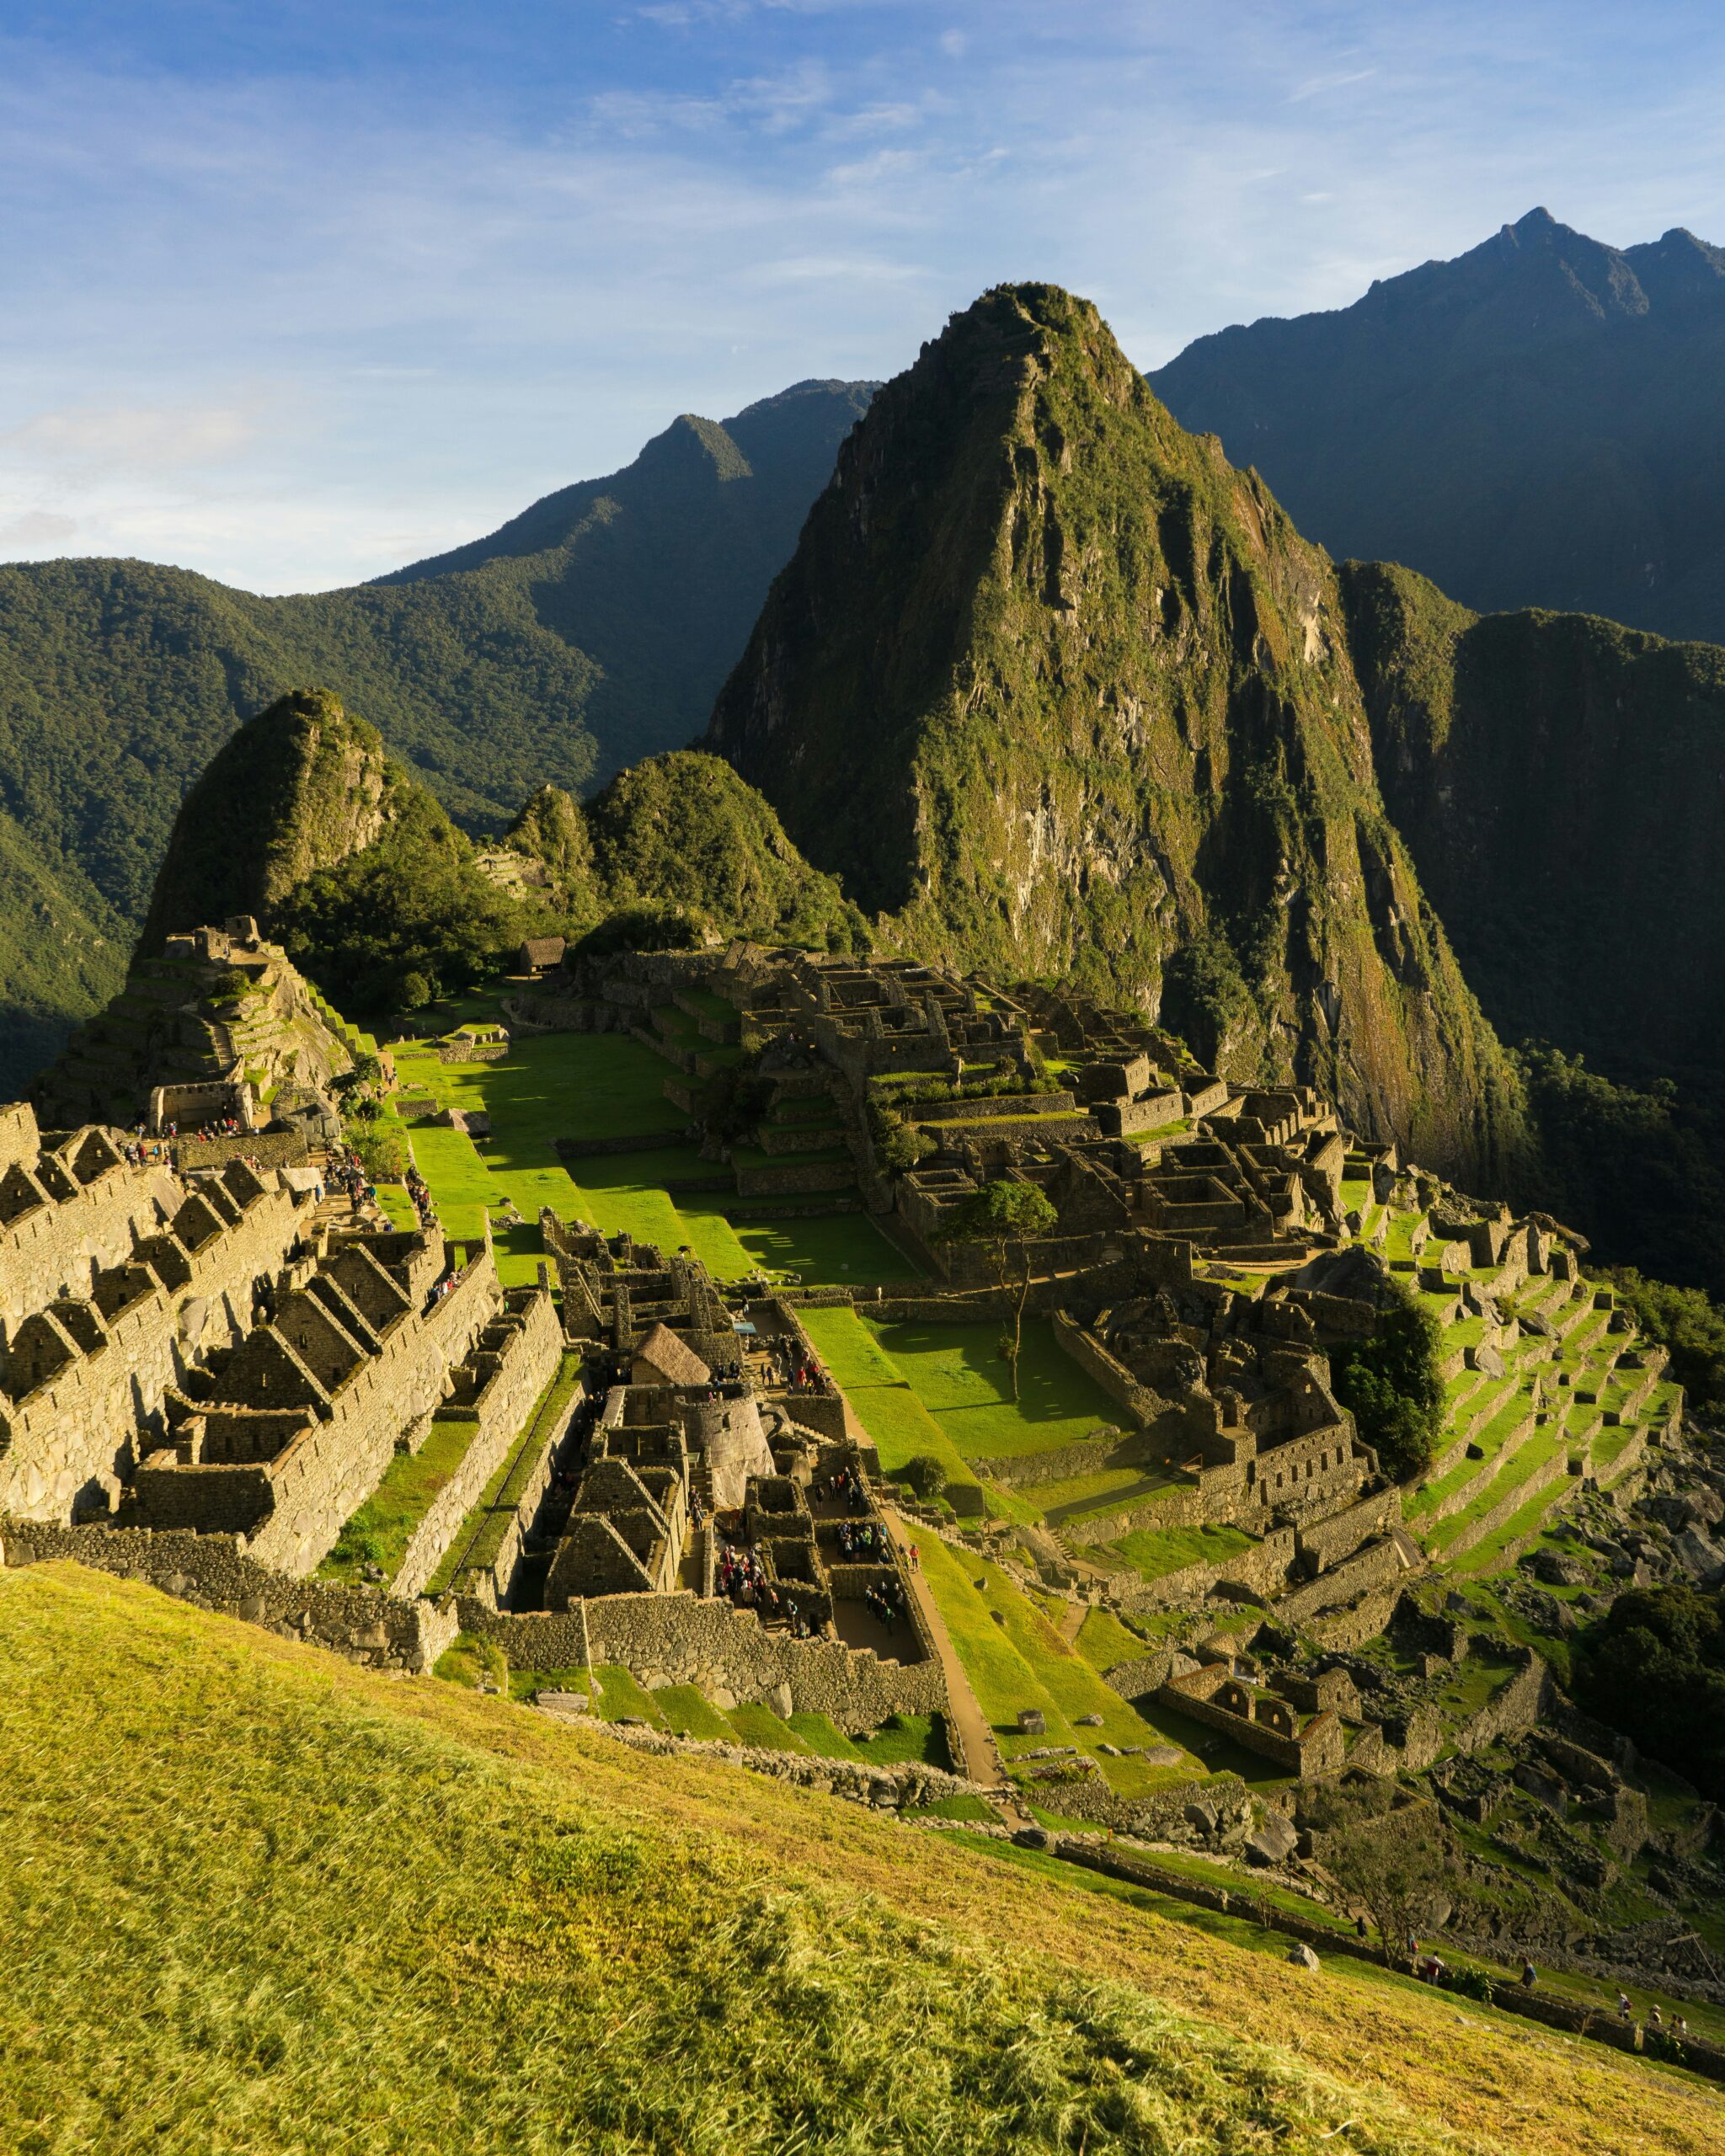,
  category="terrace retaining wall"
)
[0,1521,458,1672]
